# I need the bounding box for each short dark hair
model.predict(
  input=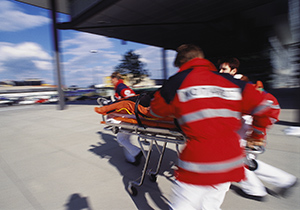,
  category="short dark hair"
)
[217,57,240,71]
[111,72,122,80]
[174,44,204,67]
